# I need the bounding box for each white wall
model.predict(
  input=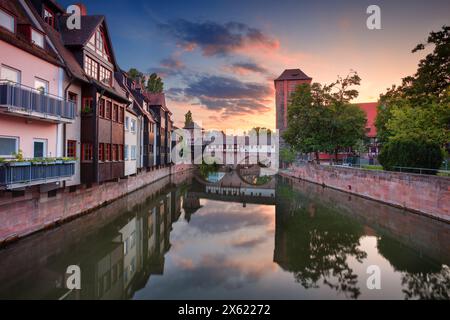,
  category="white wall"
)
[64,80,82,186]
[125,110,138,176]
